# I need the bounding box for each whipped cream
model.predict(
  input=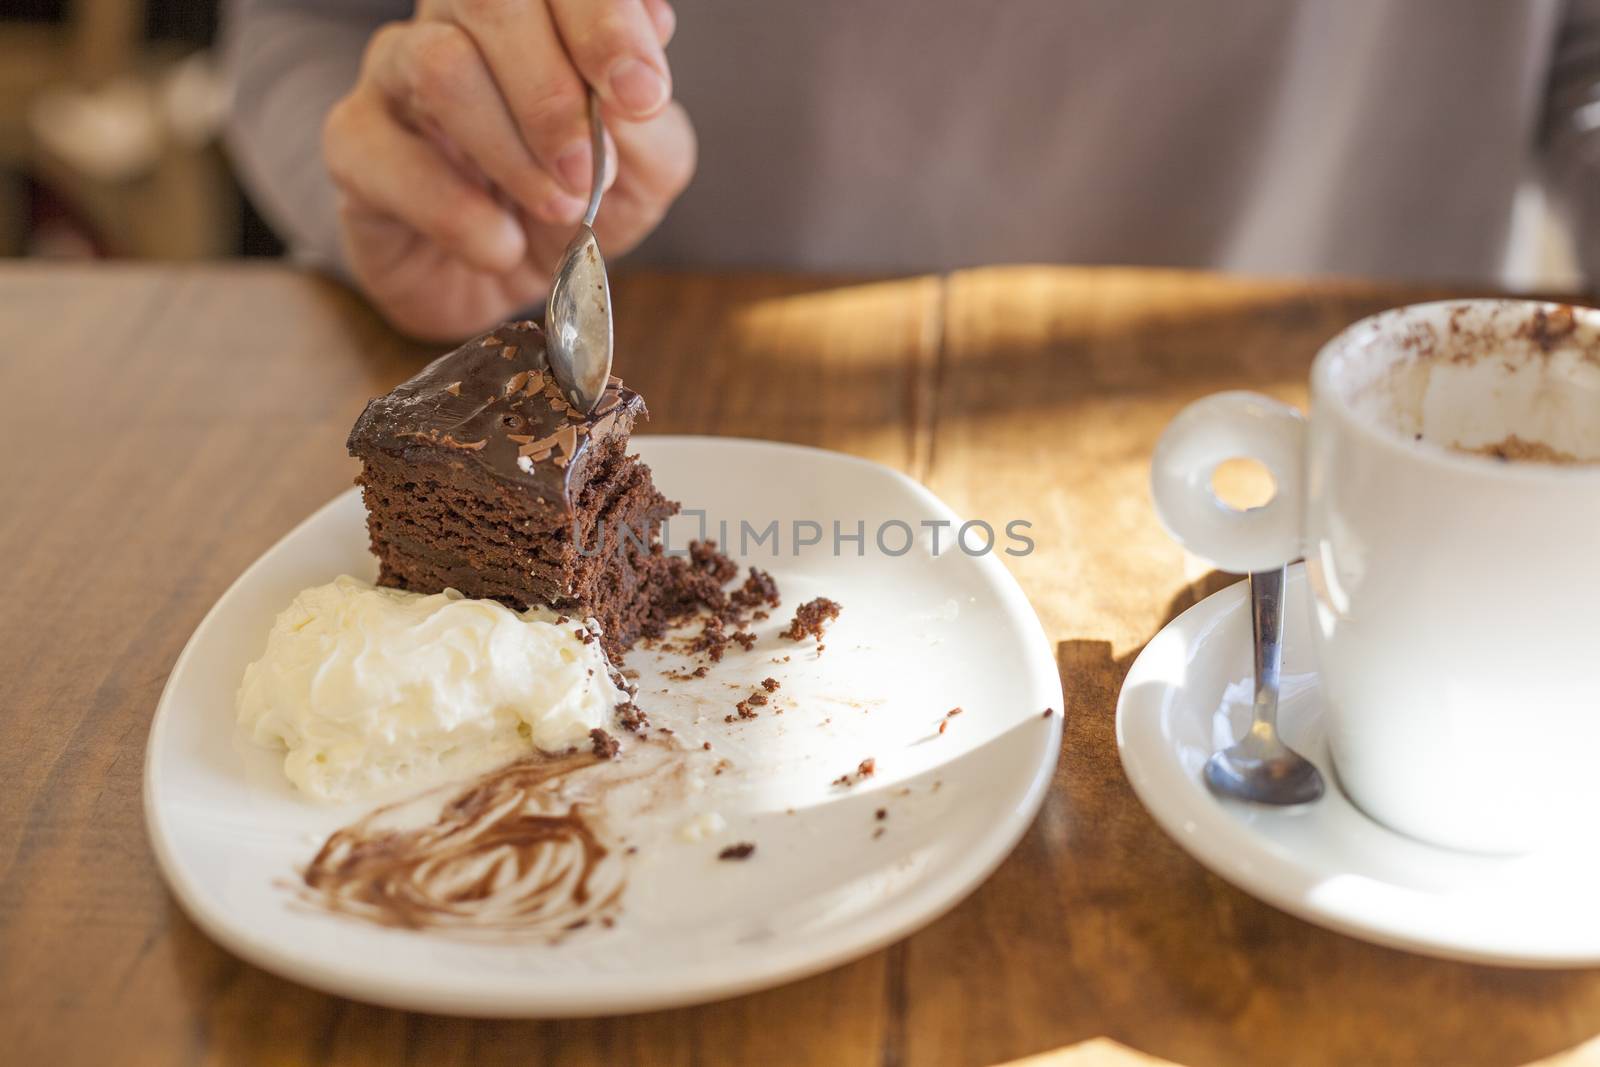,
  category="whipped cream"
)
[237,576,623,801]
